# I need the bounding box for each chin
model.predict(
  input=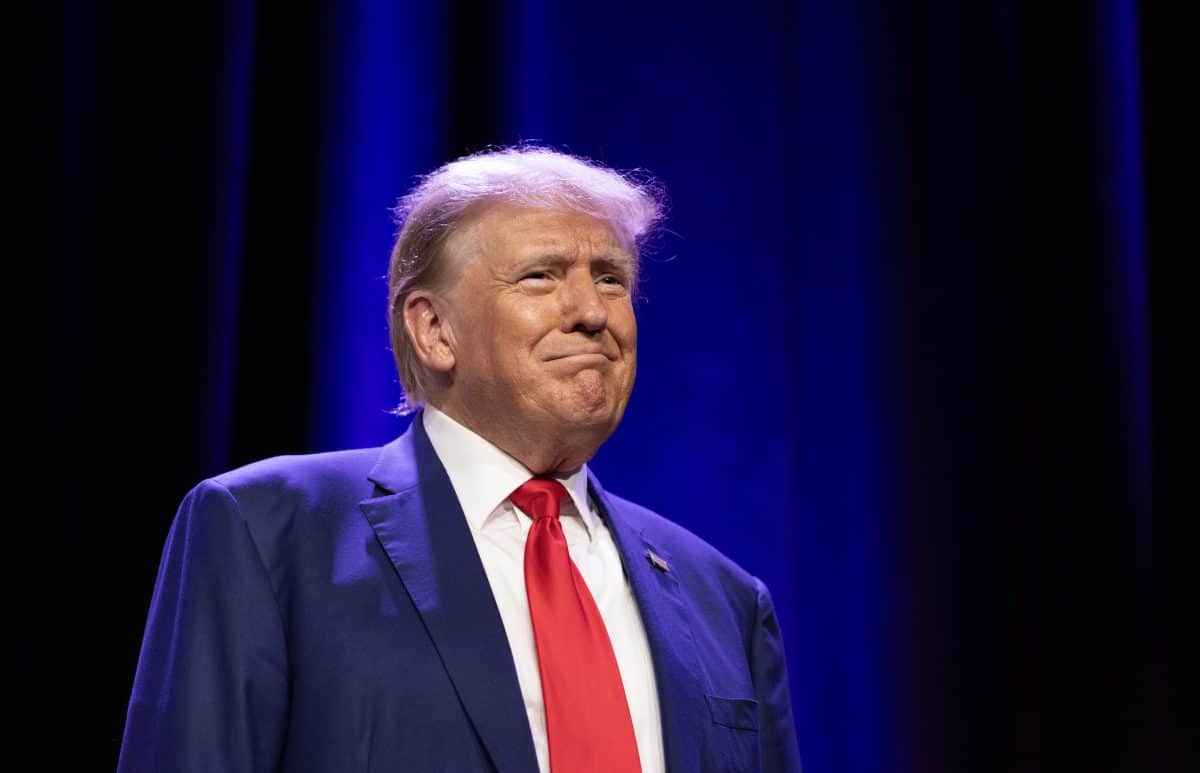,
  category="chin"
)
[540,398,616,439]
[536,369,630,432]
[563,379,622,419]
[550,401,613,430]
